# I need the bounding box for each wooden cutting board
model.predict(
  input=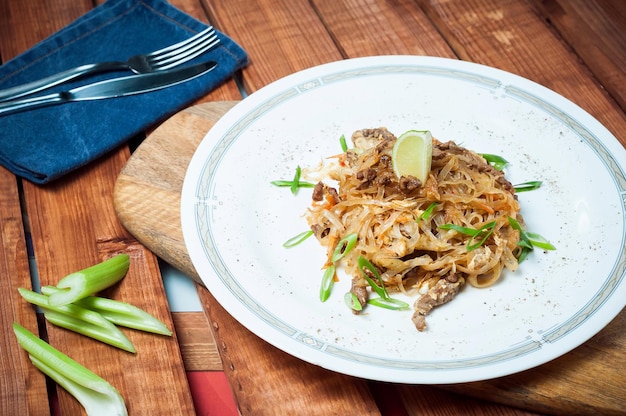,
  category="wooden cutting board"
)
[113,101,626,416]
